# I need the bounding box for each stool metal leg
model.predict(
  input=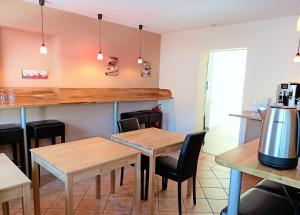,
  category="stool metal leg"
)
[20,106,29,176]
